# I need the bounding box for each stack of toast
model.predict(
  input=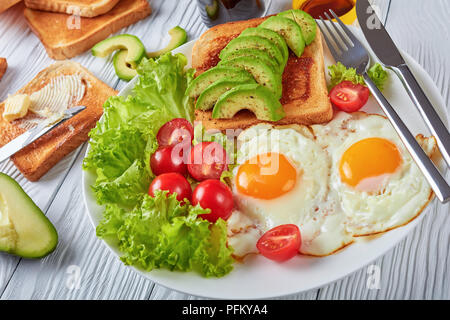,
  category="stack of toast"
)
[23,0,151,59]
[192,16,332,131]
